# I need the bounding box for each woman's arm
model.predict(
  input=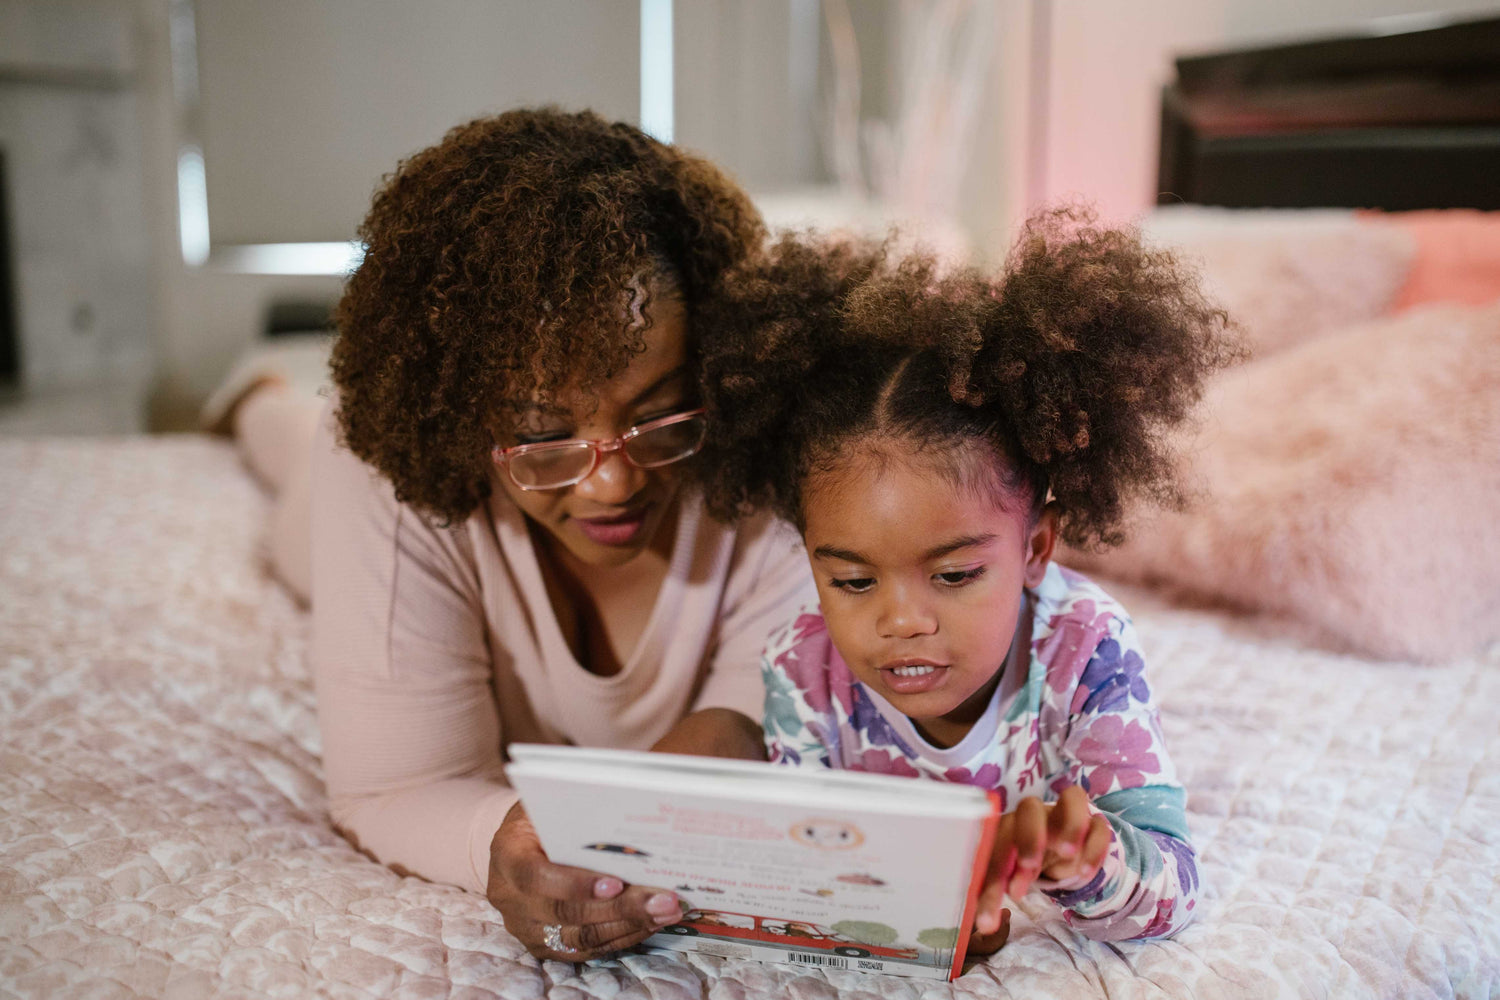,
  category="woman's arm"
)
[651,707,766,759]
[690,515,820,719]
[310,409,674,958]
[311,406,509,891]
